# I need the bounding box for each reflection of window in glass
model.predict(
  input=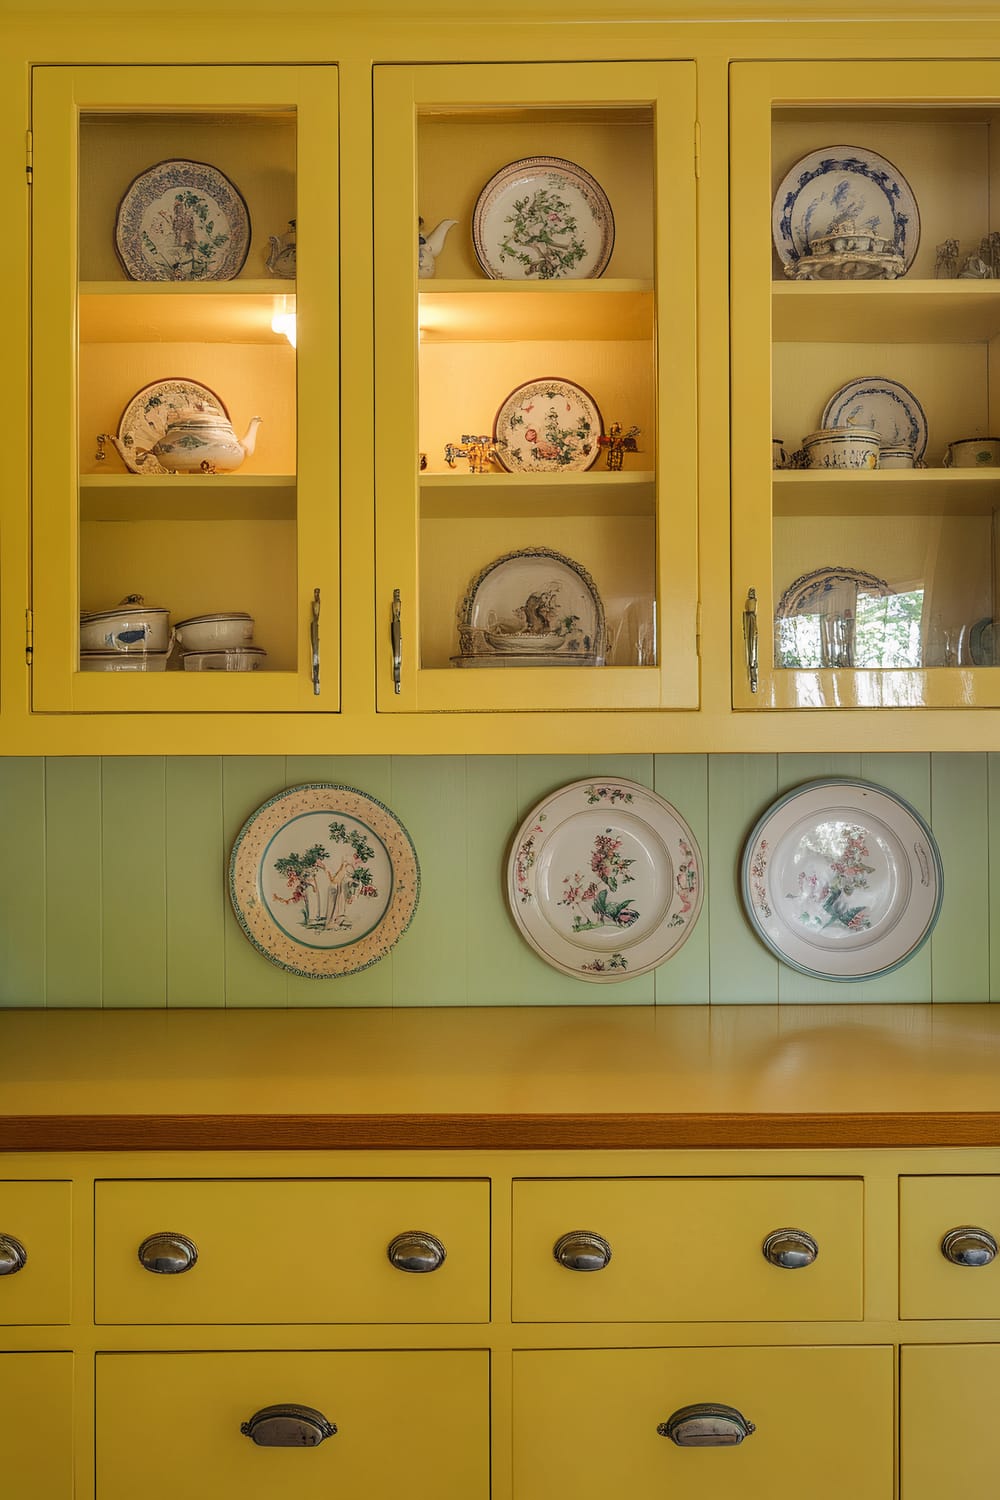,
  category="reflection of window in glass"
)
[775,567,923,669]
